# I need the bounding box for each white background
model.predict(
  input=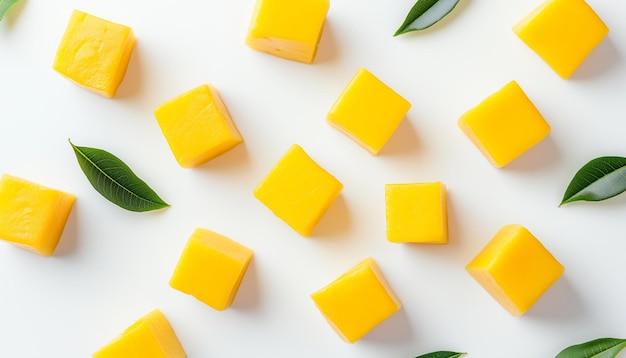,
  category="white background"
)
[1,0,625,357]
